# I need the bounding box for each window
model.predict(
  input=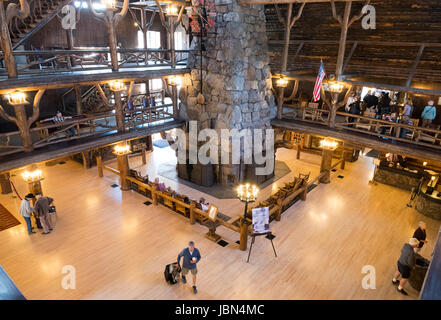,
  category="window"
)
[147,31,161,49]
[150,79,163,90]
[174,32,183,50]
